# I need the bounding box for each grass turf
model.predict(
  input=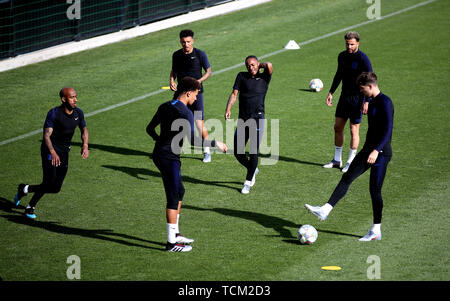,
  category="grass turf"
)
[0,0,449,281]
